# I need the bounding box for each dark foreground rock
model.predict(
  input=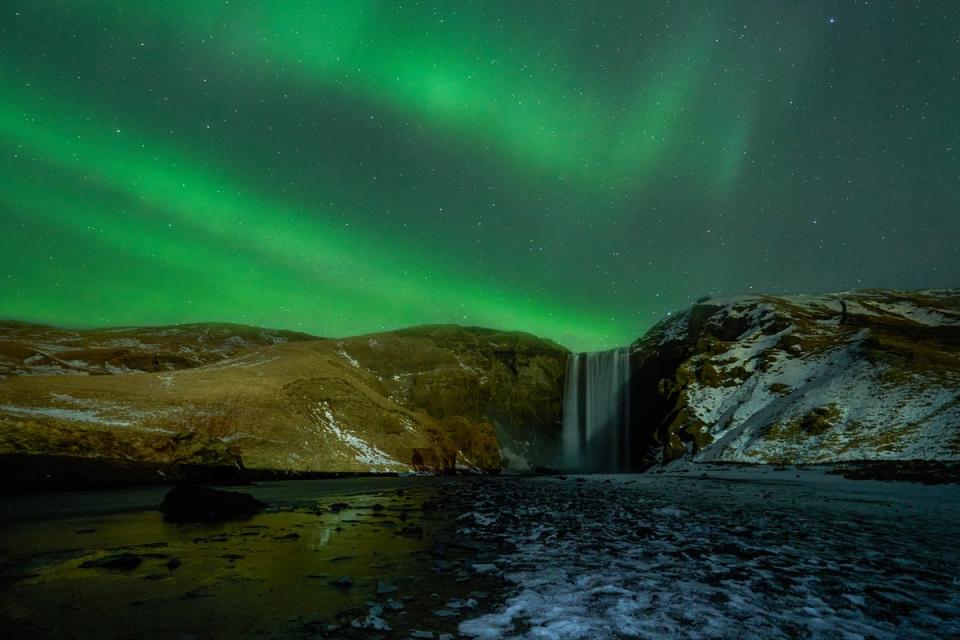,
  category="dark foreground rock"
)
[159,485,267,522]
[828,459,960,484]
[80,553,142,571]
